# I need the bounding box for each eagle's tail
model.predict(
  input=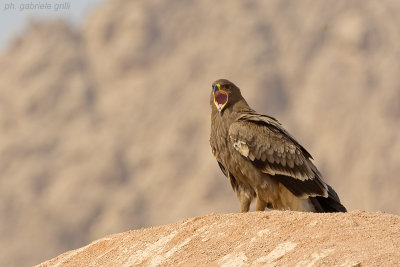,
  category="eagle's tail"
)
[310,184,347,212]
